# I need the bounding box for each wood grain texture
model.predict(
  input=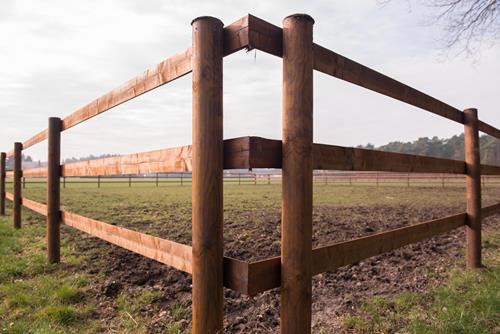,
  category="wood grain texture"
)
[61,48,192,131]
[464,108,482,269]
[22,129,48,151]
[22,197,48,216]
[478,120,500,139]
[191,16,224,334]
[247,212,467,294]
[312,44,465,124]
[281,14,315,334]
[23,167,48,177]
[241,15,500,134]
[313,143,467,174]
[223,15,249,56]
[61,210,192,273]
[61,145,193,177]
